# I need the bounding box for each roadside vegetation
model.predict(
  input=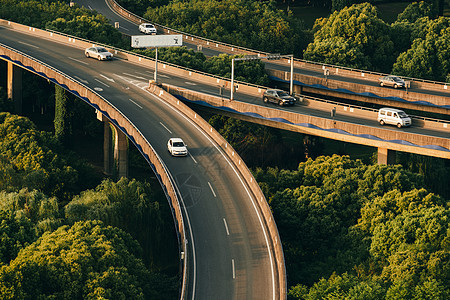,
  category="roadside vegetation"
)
[119,0,450,82]
[0,0,449,299]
